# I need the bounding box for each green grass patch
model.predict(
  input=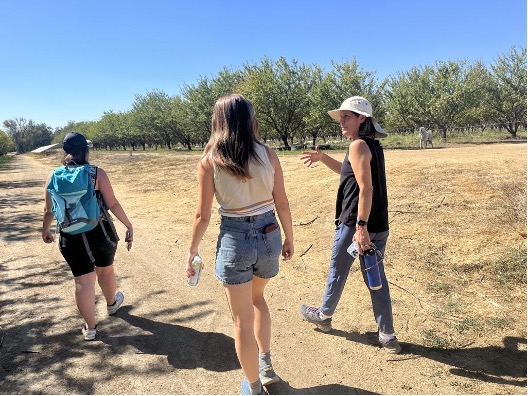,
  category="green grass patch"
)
[426,281,455,295]
[490,243,527,286]
[455,317,481,334]
[0,154,13,169]
[423,329,458,349]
